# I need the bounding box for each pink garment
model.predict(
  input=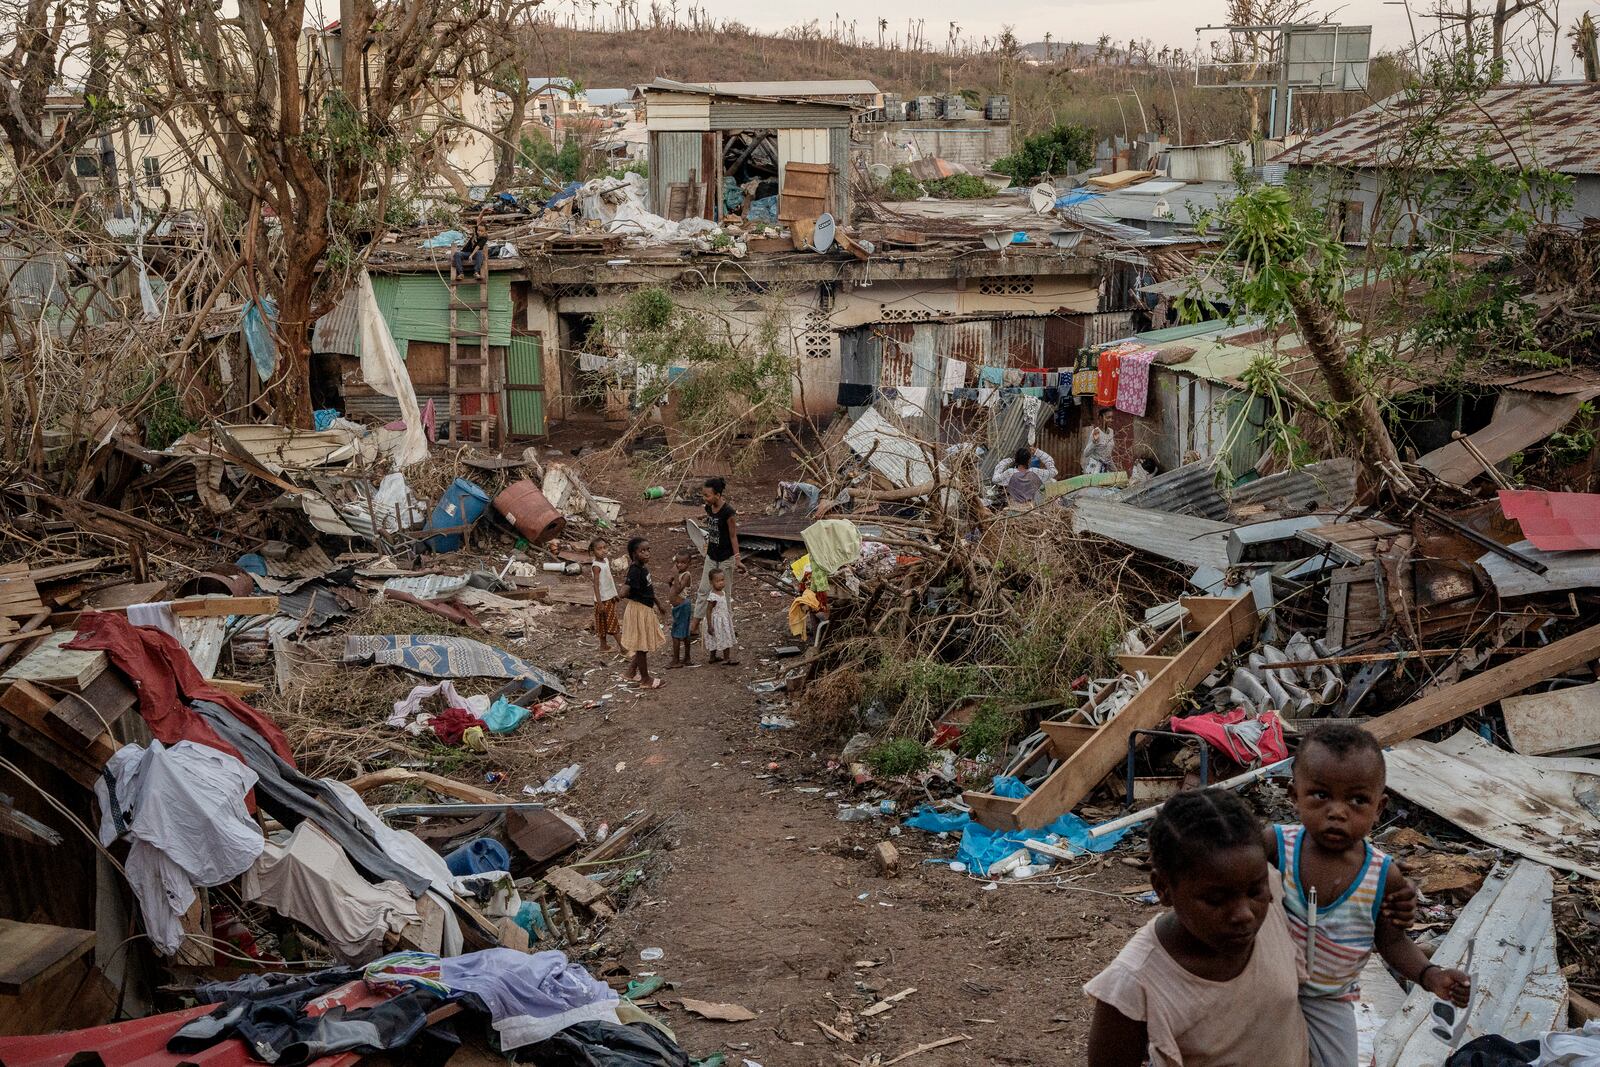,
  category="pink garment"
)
[1171,708,1288,765]
[1115,349,1157,417]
